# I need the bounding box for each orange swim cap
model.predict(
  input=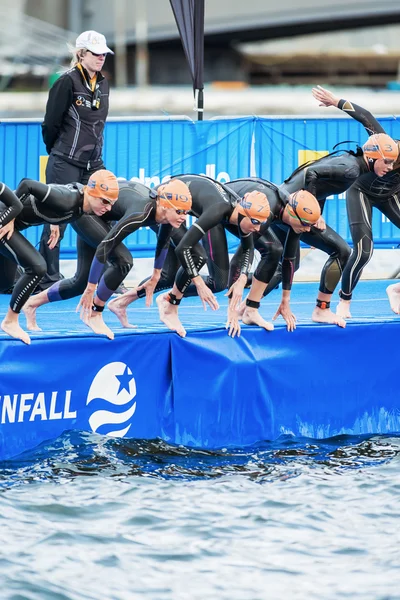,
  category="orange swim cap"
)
[286,190,321,225]
[363,133,399,162]
[237,190,270,223]
[86,170,119,203]
[158,179,192,212]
